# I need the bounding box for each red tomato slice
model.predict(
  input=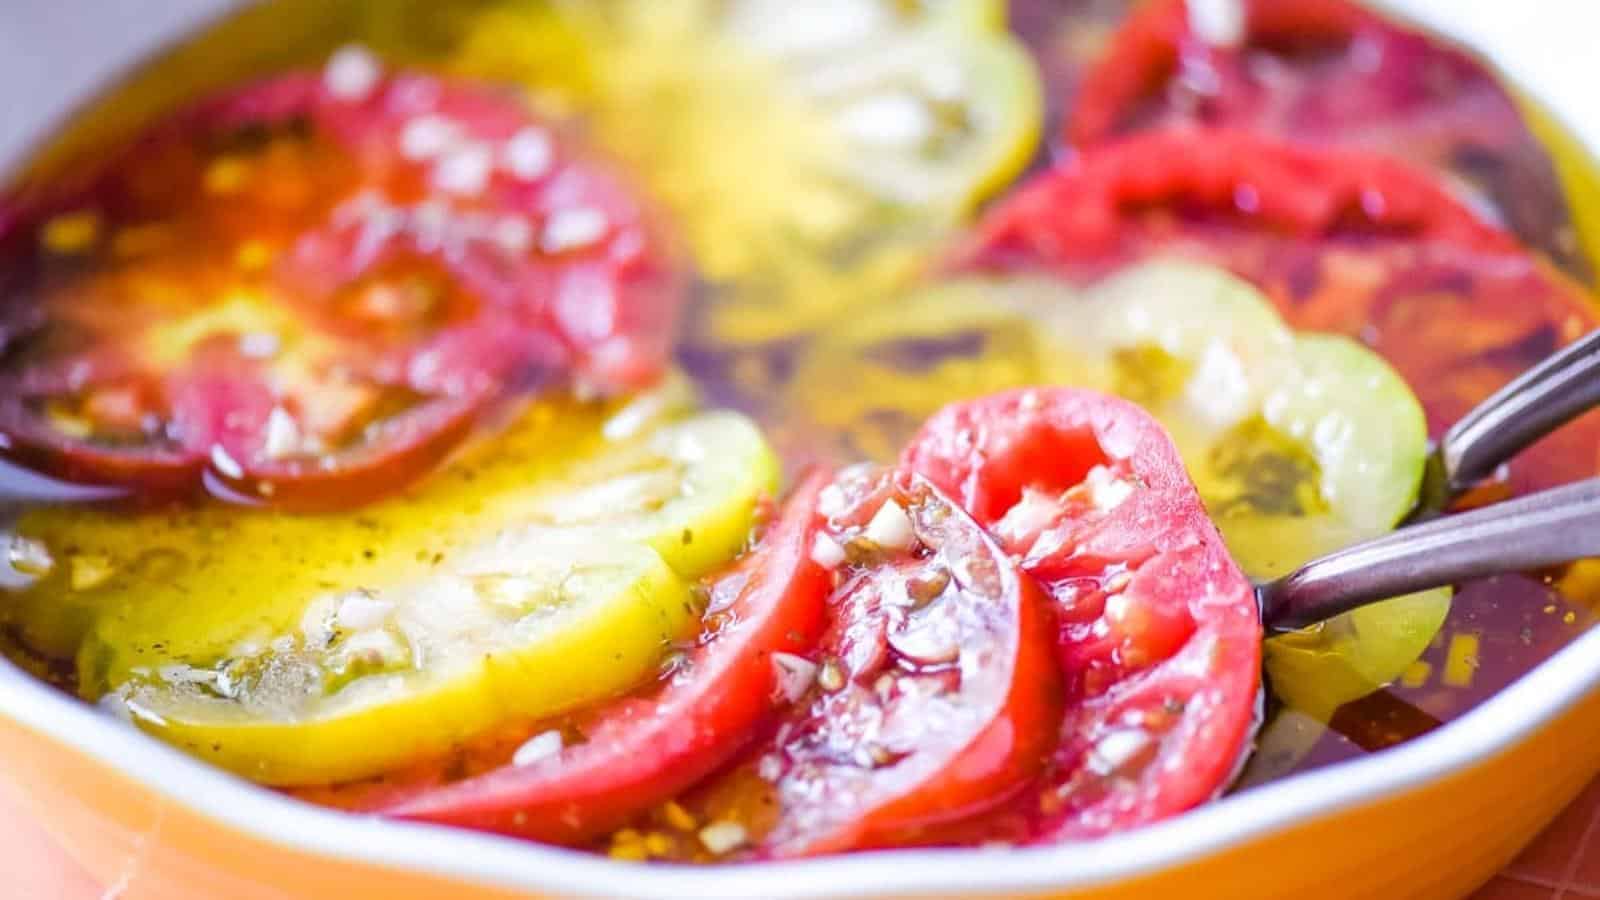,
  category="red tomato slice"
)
[958,128,1600,495]
[753,469,1062,857]
[1064,0,1583,274]
[377,471,833,844]
[901,388,1261,841]
[171,348,490,509]
[0,54,683,506]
